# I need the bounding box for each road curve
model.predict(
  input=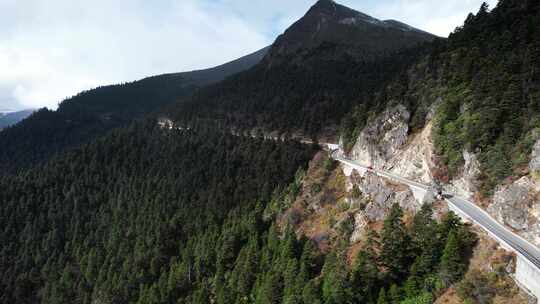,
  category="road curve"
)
[332,153,540,270]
